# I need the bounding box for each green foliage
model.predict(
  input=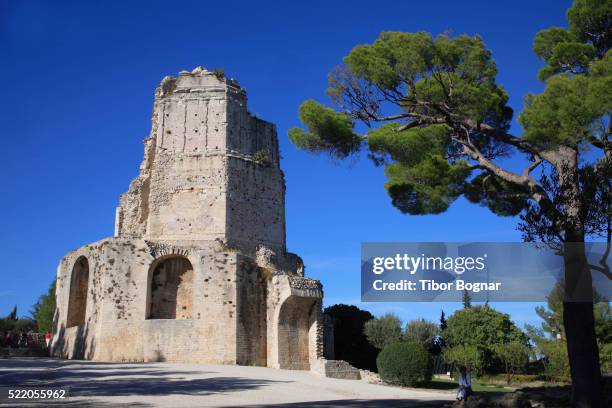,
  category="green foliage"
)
[437,310,448,350]
[404,318,439,353]
[493,342,530,384]
[324,304,379,371]
[287,1,611,400]
[377,341,432,386]
[7,306,17,321]
[532,0,610,79]
[367,120,471,215]
[519,55,612,148]
[34,280,56,333]
[364,313,403,350]
[289,31,518,216]
[252,150,272,167]
[444,306,527,372]
[384,156,471,215]
[567,0,612,56]
[0,318,15,332]
[534,281,565,339]
[367,124,451,166]
[0,317,37,334]
[14,318,36,333]
[463,173,531,216]
[288,100,362,159]
[211,67,225,79]
[600,342,612,373]
[462,289,472,308]
[0,306,21,333]
[522,0,611,149]
[533,27,575,61]
[440,310,447,331]
[334,32,510,127]
[520,74,591,145]
[594,301,612,344]
[288,1,610,237]
[539,340,571,382]
[533,280,612,344]
[525,324,571,382]
[443,344,485,376]
[533,32,596,79]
